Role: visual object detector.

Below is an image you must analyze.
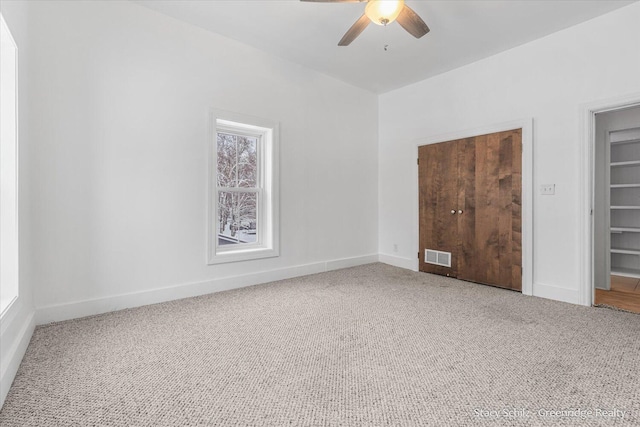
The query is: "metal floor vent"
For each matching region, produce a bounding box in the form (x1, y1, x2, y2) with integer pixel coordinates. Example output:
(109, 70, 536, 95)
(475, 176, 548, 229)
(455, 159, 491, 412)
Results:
(424, 249, 451, 267)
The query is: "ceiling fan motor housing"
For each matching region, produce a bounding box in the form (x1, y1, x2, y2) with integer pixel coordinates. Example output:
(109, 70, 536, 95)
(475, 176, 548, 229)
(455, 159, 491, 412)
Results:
(302, 0, 429, 46)
(365, 0, 405, 26)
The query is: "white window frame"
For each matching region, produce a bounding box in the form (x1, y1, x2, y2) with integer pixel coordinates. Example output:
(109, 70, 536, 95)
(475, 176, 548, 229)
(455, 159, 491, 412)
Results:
(208, 110, 279, 264)
(0, 14, 19, 316)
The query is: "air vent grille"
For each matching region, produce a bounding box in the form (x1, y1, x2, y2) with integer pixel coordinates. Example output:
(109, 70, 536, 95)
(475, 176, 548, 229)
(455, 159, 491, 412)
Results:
(424, 249, 452, 267)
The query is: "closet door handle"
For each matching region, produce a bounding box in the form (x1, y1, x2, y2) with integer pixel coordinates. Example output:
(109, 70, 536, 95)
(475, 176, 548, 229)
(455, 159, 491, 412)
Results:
(458, 210, 463, 214)
(451, 209, 456, 214)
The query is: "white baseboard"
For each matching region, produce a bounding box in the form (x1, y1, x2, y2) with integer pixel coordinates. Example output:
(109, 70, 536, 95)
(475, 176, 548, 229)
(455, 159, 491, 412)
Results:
(35, 254, 379, 325)
(1, 299, 35, 409)
(378, 253, 418, 271)
(378, 256, 585, 307)
(326, 254, 379, 271)
(532, 281, 583, 306)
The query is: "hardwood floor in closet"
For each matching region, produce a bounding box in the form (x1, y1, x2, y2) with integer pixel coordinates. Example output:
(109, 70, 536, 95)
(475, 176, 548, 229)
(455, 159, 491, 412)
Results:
(595, 275, 640, 313)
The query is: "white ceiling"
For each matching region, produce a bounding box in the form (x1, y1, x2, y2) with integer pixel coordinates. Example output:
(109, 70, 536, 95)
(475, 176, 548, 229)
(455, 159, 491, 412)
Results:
(134, 0, 636, 94)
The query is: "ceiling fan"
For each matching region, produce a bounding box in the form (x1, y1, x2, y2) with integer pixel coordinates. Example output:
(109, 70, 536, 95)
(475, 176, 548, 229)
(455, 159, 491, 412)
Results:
(301, 0, 430, 46)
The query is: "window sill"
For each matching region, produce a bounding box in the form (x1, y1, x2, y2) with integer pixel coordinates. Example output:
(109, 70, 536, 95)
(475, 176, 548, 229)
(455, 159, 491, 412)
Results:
(208, 247, 279, 265)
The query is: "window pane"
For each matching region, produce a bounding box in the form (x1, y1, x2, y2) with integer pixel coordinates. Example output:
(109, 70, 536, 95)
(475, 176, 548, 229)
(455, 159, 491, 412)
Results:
(217, 132, 237, 188)
(237, 192, 257, 242)
(237, 136, 257, 188)
(217, 191, 257, 246)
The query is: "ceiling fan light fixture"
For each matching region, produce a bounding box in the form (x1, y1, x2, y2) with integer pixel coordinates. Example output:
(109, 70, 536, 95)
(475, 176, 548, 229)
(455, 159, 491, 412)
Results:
(365, 0, 405, 26)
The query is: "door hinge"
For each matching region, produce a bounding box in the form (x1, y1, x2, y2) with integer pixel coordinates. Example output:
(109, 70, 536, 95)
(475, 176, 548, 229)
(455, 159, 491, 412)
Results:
(418, 252, 420, 259)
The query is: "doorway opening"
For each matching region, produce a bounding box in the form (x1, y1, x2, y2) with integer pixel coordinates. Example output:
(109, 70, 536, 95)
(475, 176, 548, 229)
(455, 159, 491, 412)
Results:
(593, 105, 640, 313)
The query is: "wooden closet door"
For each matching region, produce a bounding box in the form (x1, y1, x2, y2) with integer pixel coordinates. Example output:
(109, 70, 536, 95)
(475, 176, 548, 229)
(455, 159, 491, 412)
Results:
(457, 129, 522, 290)
(418, 140, 460, 277)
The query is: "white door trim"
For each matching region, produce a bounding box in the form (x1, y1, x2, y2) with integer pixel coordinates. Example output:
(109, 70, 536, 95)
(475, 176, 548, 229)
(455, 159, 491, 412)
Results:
(579, 93, 640, 307)
(412, 118, 534, 296)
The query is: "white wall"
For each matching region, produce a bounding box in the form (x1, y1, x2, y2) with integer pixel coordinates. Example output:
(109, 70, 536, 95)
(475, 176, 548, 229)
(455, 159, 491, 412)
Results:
(0, 0, 35, 409)
(378, 3, 640, 305)
(27, 0, 378, 323)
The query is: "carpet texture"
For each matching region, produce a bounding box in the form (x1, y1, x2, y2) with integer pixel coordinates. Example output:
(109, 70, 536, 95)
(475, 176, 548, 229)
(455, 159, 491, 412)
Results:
(1, 263, 639, 426)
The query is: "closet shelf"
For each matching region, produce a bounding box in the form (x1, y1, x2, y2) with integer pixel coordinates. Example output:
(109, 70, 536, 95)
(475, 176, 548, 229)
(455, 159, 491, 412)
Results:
(610, 183, 640, 188)
(611, 268, 640, 279)
(611, 248, 640, 255)
(611, 138, 640, 146)
(610, 160, 640, 167)
(609, 129, 640, 279)
(611, 227, 640, 233)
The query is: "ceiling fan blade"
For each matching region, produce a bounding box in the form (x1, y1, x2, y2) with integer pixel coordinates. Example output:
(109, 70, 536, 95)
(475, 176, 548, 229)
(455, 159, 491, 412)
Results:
(338, 14, 370, 46)
(396, 5, 430, 39)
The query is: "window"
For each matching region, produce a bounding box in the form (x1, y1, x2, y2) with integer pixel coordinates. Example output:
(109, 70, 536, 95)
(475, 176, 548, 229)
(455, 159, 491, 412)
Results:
(0, 14, 19, 315)
(208, 111, 279, 264)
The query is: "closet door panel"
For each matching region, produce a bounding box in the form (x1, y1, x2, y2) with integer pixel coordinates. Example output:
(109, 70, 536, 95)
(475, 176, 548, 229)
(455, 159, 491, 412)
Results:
(457, 137, 476, 280)
(498, 134, 515, 288)
(419, 140, 459, 277)
(459, 130, 522, 290)
(473, 133, 501, 285)
(510, 131, 523, 290)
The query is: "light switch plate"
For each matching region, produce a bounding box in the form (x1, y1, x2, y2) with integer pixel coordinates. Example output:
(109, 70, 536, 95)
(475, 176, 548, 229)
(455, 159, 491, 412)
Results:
(540, 184, 555, 195)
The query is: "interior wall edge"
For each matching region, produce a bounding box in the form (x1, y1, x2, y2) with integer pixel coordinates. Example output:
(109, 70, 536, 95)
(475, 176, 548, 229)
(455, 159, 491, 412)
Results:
(35, 254, 379, 326)
(0, 299, 35, 409)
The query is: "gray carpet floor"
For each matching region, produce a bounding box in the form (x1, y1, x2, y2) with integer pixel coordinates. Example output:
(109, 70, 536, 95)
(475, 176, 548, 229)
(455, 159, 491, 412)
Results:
(1, 263, 639, 426)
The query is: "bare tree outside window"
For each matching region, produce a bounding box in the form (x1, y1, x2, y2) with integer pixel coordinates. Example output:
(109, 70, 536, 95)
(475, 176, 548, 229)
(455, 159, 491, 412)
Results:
(217, 132, 258, 245)
(209, 113, 278, 264)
